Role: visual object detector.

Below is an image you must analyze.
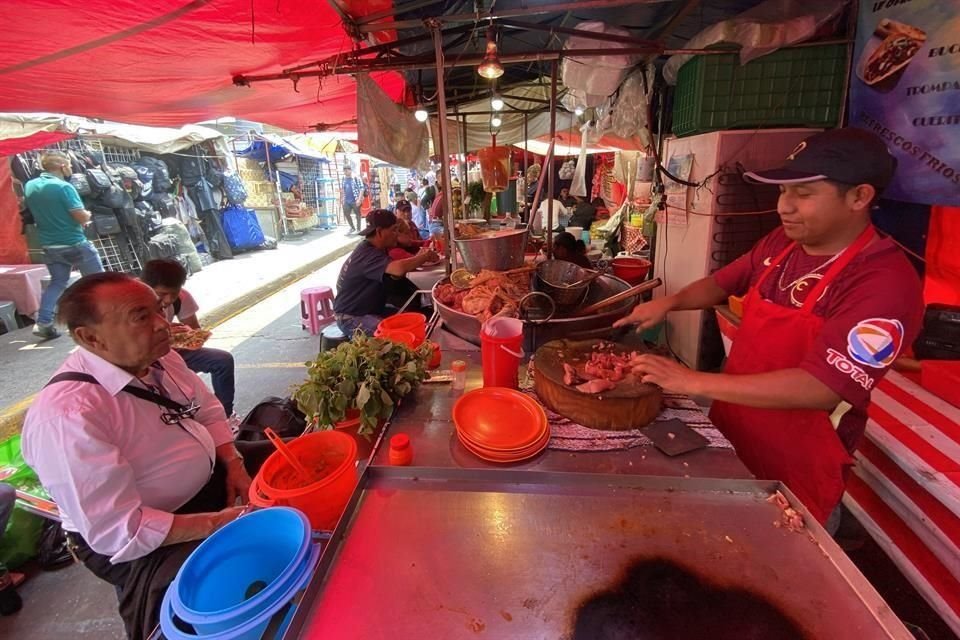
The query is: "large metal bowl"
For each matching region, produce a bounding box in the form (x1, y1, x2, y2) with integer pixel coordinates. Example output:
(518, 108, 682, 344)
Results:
(432, 274, 637, 352)
(454, 228, 528, 272)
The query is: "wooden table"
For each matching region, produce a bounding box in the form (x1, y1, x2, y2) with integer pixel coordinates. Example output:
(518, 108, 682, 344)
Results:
(0, 264, 48, 318)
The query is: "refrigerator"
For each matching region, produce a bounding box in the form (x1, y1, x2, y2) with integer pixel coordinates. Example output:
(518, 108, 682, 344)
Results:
(653, 129, 821, 371)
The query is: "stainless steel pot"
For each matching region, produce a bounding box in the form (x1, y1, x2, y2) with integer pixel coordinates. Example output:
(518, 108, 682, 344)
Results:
(431, 274, 637, 352)
(453, 228, 528, 272)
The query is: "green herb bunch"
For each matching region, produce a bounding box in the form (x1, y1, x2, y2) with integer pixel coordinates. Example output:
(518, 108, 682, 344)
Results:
(293, 331, 432, 437)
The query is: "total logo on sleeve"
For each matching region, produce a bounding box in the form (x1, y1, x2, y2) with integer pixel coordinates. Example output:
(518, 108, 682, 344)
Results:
(825, 318, 904, 391)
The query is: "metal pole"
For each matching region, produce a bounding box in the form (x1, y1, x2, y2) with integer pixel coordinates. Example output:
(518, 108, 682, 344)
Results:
(546, 62, 557, 258)
(523, 113, 528, 219)
(430, 21, 457, 273)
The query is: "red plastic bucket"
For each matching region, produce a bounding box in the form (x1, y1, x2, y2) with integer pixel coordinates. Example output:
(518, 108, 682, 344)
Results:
(376, 313, 427, 346)
(249, 431, 358, 530)
(611, 257, 651, 285)
(480, 317, 524, 389)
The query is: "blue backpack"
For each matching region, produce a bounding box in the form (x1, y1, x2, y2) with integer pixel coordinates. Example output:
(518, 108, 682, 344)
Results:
(223, 172, 248, 205)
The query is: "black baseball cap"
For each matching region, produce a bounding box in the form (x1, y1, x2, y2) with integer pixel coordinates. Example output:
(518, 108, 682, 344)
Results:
(743, 128, 897, 191)
(359, 209, 398, 237)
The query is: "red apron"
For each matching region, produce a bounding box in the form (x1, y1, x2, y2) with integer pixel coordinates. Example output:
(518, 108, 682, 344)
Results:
(709, 226, 876, 523)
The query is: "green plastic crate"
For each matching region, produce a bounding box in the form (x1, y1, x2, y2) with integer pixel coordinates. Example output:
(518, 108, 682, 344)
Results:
(672, 44, 847, 138)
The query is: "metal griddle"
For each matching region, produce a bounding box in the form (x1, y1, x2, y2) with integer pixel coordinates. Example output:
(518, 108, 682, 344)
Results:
(286, 468, 912, 639)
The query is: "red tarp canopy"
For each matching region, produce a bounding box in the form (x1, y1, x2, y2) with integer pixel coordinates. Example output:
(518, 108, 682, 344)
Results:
(0, 0, 404, 132)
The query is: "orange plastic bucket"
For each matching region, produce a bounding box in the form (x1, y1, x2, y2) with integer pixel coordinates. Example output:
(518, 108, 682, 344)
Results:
(376, 313, 427, 346)
(377, 329, 418, 348)
(249, 431, 358, 530)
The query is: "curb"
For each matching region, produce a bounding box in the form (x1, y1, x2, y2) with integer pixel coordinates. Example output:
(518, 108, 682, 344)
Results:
(0, 237, 360, 441)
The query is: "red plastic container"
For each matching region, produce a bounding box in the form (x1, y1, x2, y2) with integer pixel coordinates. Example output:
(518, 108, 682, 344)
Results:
(248, 430, 358, 530)
(377, 329, 418, 348)
(611, 257, 652, 285)
(388, 434, 414, 466)
(480, 317, 524, 389)
(376, 313, 427, 347)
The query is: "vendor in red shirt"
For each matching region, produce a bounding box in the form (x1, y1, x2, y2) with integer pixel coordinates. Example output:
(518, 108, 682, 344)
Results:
(615, 128, 923, 526)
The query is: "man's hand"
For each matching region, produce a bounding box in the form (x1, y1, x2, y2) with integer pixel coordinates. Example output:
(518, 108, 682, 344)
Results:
(224, 456, 251, 507)
(418, 248, 439, 263)
(612, 297, 674, 330)
(169, 323, 192, 335)
(631, 354, 704, 396)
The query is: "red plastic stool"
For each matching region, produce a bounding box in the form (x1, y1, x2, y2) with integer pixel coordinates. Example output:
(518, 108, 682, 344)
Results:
(300, 286, 335, 335)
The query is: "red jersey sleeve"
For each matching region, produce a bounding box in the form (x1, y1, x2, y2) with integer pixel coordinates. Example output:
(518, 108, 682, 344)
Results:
(712, 228, 790, 296)
(798, 246, 923, 409)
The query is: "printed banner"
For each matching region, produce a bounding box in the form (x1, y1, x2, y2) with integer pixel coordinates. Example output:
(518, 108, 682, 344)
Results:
(849, 0, 960, 206)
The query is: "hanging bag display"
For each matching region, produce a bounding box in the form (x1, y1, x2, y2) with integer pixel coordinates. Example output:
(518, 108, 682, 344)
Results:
(84, 168, 113, 196)
(69, 173, 92, 197)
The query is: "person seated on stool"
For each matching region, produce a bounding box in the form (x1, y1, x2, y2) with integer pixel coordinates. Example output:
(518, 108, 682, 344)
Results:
(140, 259, 237, 421)
(333, 209, 438, 336)
(21, 273, 278, 640)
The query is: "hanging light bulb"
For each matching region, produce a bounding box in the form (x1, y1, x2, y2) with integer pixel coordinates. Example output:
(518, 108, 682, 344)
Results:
(574, 106, 584, 116)
(414, 107, 429, 122)
(477, 27, 504, 79)
(491, 93, 504, 111)
(491, 115, 503, 128)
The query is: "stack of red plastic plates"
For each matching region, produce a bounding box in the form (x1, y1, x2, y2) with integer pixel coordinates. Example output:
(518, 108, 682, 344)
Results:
(452, 387, 549, 463)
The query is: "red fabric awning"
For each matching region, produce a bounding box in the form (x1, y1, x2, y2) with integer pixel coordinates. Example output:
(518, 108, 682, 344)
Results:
(0, 1, 404, 133)
(0, 131, 75, 157)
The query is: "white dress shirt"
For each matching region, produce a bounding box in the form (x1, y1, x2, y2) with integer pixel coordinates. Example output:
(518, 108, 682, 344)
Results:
(22, 348, 233, 564)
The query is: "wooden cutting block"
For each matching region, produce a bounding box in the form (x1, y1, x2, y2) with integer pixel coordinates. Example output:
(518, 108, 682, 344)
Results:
(533, 338, 662, 431)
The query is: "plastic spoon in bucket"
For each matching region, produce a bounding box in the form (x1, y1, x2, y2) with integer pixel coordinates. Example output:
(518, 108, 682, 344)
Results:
(263, 428, 311, 484)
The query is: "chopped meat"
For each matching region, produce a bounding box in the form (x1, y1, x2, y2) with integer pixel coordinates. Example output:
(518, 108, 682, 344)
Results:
(575, 379, 617, 394)
(563, 363, 584, 386)
(767, 490, 805, 533)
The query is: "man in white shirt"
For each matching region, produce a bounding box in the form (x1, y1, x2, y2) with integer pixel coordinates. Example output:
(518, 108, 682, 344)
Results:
(141, 259, 237, 419)
(21, 272, 254, 640)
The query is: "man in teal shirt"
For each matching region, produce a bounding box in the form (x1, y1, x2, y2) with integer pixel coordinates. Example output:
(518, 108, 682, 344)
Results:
(24, 152, 103, 339)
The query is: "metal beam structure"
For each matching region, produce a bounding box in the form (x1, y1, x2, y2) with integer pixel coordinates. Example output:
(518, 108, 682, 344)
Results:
(353, 0, 447, 26)
(430, 20, 457, 274)
(546, 61, 557, 258)
(234, 45, 661, 85)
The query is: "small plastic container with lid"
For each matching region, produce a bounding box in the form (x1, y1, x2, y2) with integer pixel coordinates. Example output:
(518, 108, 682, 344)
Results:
(451, 360, 468, 391)
(388, 433, 413, 466)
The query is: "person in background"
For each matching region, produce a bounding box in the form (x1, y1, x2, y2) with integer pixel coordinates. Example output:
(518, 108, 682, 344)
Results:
(341, 165, 364, 234)
(616, 128, 924, 528)
(394, 200, 426, 244)
(388, 219, 424, 261)
(24, 151, 104, 340)
(22, 273, 260, 639)
(418, 177, 436, 211)
(559, 186, 577, 208)
(0, 483, 24, 616)
(429, 179, 445, 221)
(141, 259, 237, 422)
(568, 196, 598, 230)
(403, 189, 428, 232)
(551, 232, 592, 269)
(534, 197, 569, 235)
(333, 210, 438, 335)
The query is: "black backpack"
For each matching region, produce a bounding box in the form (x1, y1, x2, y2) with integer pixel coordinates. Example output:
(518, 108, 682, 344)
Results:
(235, 396, 307, 442)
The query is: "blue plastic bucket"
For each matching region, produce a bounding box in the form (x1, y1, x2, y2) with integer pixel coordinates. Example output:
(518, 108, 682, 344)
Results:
(169, 507, 313, 635)
(160, 542, 320, 640)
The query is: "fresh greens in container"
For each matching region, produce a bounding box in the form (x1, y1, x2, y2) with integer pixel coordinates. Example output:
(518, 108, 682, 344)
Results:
(293, 331, 431, 437)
